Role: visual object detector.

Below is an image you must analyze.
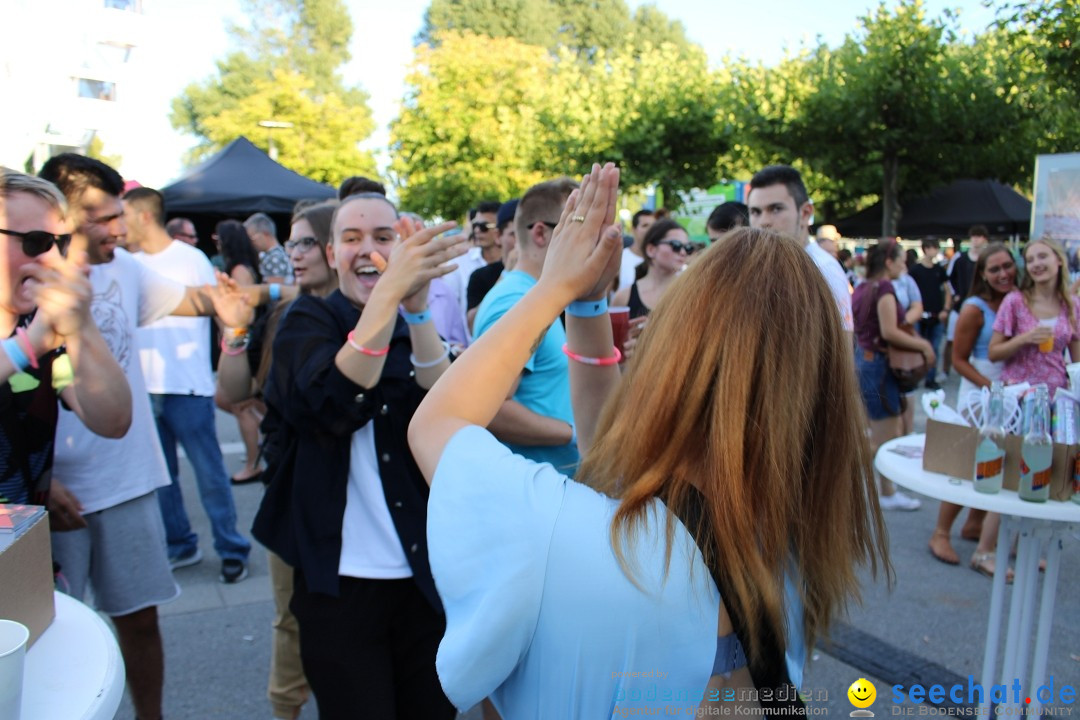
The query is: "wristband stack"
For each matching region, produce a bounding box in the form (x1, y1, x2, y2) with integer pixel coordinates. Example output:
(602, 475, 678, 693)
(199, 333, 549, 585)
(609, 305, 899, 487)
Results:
(220, 326, 250, 356)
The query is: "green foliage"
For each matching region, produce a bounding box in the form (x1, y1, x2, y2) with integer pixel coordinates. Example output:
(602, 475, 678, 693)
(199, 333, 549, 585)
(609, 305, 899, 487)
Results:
(416, 0, 689, 56)
(730, 0, 1059, 235)
(389, 31, 721, 217)
(996, 0, 1080, 95)
(85, 134, 123, 171)
(170, 0, 375, 185)
(390, 32, 553, 218)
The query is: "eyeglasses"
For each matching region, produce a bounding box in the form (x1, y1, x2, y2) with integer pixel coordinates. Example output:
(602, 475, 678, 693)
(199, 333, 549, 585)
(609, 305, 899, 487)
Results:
(526, 221, 558, 231)
(659, 240, 697, 255)
(173, 232, 197, 240)
(0, 228, 72, 257)
(472, 221, 497, 234)
(285, 236, 320, 252)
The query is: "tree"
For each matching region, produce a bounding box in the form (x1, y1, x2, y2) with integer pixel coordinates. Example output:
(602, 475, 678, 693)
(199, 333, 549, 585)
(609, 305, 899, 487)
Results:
(416, 0, 689, 56)
(390, 30, 725, 217)
(170, 0, 376, 184)
(389, 32, 553, 218)
(541, 43, 727, 207)
(732, 0, 1031, 235)
(996, 0, 1080, 96)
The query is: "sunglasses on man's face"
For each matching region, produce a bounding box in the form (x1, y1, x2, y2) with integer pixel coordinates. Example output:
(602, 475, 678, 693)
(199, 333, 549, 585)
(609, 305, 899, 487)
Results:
(659, 239, 696, 255)
(472, 221, 497, 234)
(285, 236, 320, 252)
(0, 228, 72, 257)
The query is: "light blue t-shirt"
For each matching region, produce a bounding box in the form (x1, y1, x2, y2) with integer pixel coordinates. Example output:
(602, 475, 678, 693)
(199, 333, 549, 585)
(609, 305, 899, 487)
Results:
(428, 426, 806, 717)
(472, 270, 578, 471)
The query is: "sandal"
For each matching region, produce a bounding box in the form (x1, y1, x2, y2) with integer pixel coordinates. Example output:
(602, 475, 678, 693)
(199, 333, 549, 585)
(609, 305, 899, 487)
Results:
(970, 552, 1014, 584)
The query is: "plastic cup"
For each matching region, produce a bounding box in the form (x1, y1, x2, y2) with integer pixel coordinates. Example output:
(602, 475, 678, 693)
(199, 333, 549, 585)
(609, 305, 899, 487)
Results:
(0, 620, 29, 720)
(610, 306, 630, 357)
(1038, 318, 1057, 353)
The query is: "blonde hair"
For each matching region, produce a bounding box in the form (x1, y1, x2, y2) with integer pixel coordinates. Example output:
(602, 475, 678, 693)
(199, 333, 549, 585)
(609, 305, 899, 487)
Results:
(579, 227, 890, 674)
(1, 169, 68, 218)
(1021, 237, 1075, 331)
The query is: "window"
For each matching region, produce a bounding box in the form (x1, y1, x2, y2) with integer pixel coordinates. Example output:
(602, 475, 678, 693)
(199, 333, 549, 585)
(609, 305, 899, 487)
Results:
(104, 0, 140, 10)
(78, 79, 117, 101)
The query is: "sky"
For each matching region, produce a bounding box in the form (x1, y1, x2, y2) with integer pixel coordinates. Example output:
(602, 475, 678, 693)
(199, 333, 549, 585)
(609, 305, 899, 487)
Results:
(128, 0, 1001, 187)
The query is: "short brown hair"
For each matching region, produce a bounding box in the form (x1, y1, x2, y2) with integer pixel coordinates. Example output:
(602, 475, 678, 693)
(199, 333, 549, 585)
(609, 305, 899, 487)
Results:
(515, 177, 578, 247)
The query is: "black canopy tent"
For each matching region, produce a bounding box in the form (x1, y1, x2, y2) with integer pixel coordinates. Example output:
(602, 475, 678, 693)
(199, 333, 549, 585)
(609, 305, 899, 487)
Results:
(830, 179, 1032, 239)
(160, 136, 337, 251)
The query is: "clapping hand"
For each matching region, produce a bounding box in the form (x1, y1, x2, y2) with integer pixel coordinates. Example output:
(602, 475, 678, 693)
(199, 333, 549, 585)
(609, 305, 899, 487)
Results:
(541, 162, 622, 302)
(206, 271, 256, 329)
(26, 251, 94, 349)
(373, 218, 468, 312)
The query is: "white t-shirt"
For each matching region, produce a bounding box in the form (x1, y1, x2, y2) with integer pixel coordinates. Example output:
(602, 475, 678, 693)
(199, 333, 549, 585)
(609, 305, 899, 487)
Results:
(617, 247, 644, 293)
(442, 246, 487, 342)
(135, 241, 216, 396)
(807, 241, 854, 332)
(52, 249, 186, 514)
(337, 421, 412, 579)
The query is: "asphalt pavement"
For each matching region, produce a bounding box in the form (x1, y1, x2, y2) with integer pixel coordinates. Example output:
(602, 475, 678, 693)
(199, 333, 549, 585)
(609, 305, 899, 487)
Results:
(109, 370, 1080, 719)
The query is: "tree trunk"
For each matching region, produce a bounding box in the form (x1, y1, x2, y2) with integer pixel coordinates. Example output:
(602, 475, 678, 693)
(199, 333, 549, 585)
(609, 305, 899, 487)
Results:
(881, 152, 900, 239)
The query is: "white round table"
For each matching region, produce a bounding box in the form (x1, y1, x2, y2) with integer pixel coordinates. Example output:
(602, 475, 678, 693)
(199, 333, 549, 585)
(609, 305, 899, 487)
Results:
(22, 591, 125, 720)
(877, 434, 1080, 716)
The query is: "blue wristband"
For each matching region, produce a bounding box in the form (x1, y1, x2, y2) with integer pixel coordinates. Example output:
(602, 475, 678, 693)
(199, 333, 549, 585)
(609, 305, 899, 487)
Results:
(567, 298, 608, 317)
(401, 308, 432, 325)
(269, 283, 282, 302)
(2, 338, 30, 372)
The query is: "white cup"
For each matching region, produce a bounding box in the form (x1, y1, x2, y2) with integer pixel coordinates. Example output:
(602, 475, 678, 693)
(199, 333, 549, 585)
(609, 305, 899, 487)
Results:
(0, 619, 29, 720)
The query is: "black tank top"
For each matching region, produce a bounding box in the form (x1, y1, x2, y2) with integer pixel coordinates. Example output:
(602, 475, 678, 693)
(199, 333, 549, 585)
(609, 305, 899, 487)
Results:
(628, 282, 650, 320)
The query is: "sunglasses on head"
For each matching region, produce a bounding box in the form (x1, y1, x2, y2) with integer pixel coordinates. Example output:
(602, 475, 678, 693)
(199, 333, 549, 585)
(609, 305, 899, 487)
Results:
(285, 236, 320, 252)
(659, 239, 696, 255)
(0, 228, 71, 257)
(472, 221, 497, 234)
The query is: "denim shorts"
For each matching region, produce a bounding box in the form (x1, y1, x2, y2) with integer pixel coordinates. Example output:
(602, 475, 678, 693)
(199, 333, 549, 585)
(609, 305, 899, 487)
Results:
(854, 348, 902, 420)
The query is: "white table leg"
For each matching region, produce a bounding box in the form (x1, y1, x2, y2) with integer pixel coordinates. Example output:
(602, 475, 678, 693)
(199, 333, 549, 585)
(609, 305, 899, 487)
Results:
(1011, 529, 1044, 698)
(981, 515, 1014, 716)
(1001, 518, 1035, 710)
(1028, 527, 1065, 716)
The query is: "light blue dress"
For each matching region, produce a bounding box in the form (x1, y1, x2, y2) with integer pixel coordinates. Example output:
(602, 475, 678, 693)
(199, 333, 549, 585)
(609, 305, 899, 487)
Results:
(427, 426, 806, 717)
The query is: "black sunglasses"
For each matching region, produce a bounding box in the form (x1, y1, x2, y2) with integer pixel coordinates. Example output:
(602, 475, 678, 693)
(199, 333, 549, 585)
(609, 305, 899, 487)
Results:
(472, 221, 497, 234)
(659, 239, 696, 255)
(0, 228, 71, 257)
(526, 221, 558, 231)
(285, 236, 320, 252)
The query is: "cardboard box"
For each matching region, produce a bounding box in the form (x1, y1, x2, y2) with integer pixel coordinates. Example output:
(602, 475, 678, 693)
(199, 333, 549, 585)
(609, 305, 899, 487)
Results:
(0, 506, 55, 647)
(923, 418, 1074, 501)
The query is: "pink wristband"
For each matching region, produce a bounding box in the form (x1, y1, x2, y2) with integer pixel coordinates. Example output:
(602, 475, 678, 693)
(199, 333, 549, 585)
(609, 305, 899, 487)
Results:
(562, 343, 622, 367)
(347, 331, 390, 357)
(220, 339, 247, 356)
(14, 328, 39, 369)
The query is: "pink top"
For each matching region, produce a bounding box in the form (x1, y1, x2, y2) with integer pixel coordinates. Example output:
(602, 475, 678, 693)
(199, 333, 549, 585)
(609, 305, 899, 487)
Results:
(992, 290, 1080, 395)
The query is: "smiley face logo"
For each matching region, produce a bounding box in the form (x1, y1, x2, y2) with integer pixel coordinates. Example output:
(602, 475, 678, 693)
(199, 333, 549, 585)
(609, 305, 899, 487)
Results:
(848, 678, 877, 709)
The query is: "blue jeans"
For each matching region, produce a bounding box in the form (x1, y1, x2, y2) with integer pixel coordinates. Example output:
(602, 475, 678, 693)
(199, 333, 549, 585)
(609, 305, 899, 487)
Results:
(917, 318, 945, 383)
(152, 394, 251, 561)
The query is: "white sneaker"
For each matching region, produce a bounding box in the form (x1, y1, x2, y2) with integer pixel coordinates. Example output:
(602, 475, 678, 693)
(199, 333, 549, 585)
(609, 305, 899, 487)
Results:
(879, 491, 921, 511)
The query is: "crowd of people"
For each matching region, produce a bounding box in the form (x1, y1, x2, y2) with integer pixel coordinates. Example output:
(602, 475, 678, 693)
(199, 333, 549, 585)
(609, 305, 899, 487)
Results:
(0, 150, 1057, 719)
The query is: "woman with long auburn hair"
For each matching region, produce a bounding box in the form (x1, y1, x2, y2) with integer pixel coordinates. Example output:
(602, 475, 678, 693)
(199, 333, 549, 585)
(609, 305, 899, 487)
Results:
(408, 163, 890, 717)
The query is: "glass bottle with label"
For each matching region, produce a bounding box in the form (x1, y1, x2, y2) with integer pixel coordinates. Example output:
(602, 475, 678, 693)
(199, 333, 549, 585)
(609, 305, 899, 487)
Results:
(1019, 385, 1052, 503)
(974, 381, 1006, 494)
